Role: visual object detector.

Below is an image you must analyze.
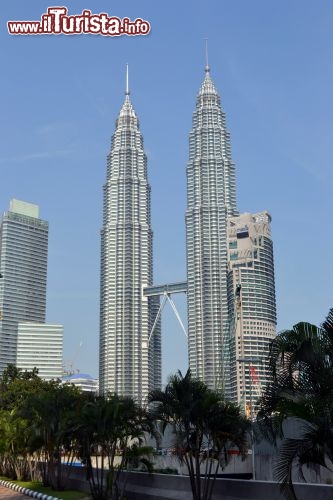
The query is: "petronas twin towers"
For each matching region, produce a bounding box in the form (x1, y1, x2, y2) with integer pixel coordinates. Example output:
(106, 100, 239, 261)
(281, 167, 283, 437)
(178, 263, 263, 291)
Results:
(99, 61, 276, 406)
(99, 75, 160, 403)
(186, 64, 238, 389)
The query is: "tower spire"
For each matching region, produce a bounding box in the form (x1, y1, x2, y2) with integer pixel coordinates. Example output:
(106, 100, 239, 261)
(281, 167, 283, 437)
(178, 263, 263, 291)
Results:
(205, 39, 210, 74)
(125, 63, 130, 96)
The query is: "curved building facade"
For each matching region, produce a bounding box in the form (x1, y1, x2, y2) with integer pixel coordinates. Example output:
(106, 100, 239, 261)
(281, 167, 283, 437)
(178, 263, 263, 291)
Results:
(227, 211, 276, 412)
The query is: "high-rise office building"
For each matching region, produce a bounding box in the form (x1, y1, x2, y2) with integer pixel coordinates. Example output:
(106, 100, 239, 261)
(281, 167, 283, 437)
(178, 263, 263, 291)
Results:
(99, 74, 160, 405)
(16, 322, 63, 380)
(0, 199, 48, 372)
(227, 212, 276, 412)
(185, 63, 238, 389)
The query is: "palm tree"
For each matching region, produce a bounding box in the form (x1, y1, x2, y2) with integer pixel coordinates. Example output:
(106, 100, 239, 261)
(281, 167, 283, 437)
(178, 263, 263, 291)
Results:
(76, 394, 153, 500)
(257, 308, 333, 499)
(149, 369, 249, 500)
(0, 409, 31, 480)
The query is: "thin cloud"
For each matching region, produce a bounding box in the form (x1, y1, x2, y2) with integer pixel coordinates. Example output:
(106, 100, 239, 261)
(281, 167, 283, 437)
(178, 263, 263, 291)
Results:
(36, 122, 63, 136)
(289, 155, 331, 185)
(0, 149, 75, 164)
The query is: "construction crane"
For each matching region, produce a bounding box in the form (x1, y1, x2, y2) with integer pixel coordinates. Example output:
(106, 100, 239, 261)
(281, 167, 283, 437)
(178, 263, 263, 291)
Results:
(63, 341, 83, 376)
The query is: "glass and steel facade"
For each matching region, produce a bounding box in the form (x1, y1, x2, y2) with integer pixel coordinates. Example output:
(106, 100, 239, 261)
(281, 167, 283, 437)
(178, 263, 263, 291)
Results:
(0, 200, 48, 373)
(185, 67, 238, 389)
(99, 90, 160, 405)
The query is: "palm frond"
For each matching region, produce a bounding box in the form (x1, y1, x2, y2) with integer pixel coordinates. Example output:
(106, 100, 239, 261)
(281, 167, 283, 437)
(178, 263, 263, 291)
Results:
(257, 307, 333, 496)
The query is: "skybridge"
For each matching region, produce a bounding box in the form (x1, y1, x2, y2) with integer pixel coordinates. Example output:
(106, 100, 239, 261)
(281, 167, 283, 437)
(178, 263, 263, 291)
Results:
(143, 281, 188, 343)
(143, 281, 187, 297)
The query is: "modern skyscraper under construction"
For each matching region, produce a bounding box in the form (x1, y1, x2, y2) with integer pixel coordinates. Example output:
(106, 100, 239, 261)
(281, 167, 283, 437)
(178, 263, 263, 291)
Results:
(227, 211, 276, 413)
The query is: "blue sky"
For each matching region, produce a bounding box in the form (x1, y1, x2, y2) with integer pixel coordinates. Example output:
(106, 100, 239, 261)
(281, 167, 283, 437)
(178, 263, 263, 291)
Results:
(1, 1, 332, 381)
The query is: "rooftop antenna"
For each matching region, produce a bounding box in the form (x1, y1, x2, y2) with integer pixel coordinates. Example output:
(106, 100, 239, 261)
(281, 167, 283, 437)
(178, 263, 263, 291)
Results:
(125, 63, 130, 96)
(205, 38, 210, 73)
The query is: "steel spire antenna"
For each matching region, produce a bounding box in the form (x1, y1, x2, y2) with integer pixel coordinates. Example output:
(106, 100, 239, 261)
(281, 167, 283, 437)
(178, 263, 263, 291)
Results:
(205, 38, 210, 73)
(125, 63, 130, 96)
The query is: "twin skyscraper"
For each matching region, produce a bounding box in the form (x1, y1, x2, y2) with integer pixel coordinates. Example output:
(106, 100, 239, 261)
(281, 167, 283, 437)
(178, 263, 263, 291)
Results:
(99, 62, 276, 411)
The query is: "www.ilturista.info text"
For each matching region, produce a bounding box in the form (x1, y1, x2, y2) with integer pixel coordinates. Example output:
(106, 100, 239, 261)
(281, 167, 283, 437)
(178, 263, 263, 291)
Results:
(7, 7, 151, 36)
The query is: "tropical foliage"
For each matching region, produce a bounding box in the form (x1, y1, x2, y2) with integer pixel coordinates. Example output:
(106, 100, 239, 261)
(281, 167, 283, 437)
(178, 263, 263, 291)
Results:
(19, 380, 84, 490)
(3, 308, 333, 500)
(257, 308, 333, 499)
(0, 365, 47, 481)
(149, 369, 250, 500)
(75, 394, 154, 500)
(0, 366, 155, 499)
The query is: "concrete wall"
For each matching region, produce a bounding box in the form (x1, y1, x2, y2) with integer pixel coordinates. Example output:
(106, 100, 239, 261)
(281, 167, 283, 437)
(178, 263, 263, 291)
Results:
(151, 453, 252, 476)
(253, 419, 333, 484)
(123, 473, 333, 500)
(63, 467, 333, 500)
(146, 419, 333, 484)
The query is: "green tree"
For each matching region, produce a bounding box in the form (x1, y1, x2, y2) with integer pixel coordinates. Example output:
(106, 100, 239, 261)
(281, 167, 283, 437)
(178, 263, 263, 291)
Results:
(0, 365, 44, 411)
(0, 365, 47, 480)
(20, 380, 84, 490)
(149, 369, 249, 500)
(0, 409, 31, 479)
(257, 308, 333, 499)
(76, 394, 153, 500)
